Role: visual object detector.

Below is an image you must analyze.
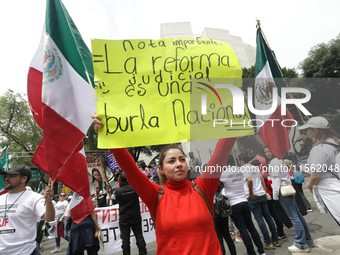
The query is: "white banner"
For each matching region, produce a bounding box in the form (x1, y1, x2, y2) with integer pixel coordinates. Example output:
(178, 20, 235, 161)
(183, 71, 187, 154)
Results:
(94, 200, 156, 254)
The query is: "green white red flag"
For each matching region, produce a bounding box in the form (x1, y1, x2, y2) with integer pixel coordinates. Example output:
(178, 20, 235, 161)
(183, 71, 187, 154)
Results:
(27, 0, 96, 198)
(254, 24, 294, 159)
(66, 192, 94, 224)
(0, 143, 9, 195)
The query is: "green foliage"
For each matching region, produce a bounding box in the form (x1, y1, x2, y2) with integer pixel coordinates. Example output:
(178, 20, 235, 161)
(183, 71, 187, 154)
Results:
(299, 34, 340, 78)
(0, 89, 42, 166)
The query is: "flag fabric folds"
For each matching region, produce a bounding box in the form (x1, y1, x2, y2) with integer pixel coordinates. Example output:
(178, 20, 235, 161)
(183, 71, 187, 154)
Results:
(67, 192, 94, 224)
(37, 182, 44, 194)
(47, 220, 64, 238)
(28, 0, 96, 198)
(0, 143, 10, 195)
(254, 24, 294, 159)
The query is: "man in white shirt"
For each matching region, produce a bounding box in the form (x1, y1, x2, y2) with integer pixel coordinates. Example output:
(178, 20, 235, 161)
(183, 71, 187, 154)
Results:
(239, 155, 280, 250)
(0, 164, 54, 255)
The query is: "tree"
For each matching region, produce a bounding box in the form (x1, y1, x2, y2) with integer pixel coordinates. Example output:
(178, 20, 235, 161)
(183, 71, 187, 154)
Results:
(0, 90, 42, 165)
(299, 34, 340, 78)
(293, 34, 340, 134)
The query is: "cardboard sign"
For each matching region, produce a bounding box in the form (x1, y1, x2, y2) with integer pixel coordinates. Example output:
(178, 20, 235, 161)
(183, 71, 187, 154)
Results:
(92, 38, 253, 148)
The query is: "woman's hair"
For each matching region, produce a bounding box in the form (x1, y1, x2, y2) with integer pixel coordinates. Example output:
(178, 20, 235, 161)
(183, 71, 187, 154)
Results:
(158, 144, 186, 186)
(313, 128, 340, 146)
(92, 168, 101, 183)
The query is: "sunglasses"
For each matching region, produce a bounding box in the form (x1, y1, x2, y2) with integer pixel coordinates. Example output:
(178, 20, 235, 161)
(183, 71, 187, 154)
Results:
(60, 195, 66, 197)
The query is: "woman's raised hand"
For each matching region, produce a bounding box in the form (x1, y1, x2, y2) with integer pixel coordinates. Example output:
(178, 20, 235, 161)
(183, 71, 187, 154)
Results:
(92, 113, 103, 133)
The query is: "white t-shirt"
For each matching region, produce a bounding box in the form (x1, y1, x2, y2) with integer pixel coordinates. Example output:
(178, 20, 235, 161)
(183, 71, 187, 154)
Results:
(308, 138, 339, 179)
(54, 200, 68, 215)
(0, 190, 45, 254)
(220, 167, 247, 206)
(242, 164, 265, 197)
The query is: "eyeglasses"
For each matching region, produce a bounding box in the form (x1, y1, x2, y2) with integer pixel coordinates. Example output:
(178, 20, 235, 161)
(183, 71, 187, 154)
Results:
(60, 195, 66, 197)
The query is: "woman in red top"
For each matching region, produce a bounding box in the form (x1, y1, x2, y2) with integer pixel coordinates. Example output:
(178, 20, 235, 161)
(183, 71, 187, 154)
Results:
(93, 114, 236, 255)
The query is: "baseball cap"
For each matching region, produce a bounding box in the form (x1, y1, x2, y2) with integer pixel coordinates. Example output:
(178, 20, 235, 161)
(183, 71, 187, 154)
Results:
(0, 164, 32, 179)
(298, 116, 330, 130)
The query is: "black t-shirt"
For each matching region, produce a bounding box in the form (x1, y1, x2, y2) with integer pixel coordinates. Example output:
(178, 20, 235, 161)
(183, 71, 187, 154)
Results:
(97, 194, 107, 207)
(115, 183, 141, 223)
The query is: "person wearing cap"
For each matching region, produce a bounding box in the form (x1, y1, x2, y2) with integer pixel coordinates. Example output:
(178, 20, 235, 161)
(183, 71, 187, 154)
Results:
(115, 172, 147, 255)
(0, 164, 55, 255)
(298, 116, 340, 226)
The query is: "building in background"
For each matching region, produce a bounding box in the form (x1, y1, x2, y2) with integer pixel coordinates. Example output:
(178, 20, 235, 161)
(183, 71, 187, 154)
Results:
(160, 22, 302, 165)
(160, 22, 256, 68)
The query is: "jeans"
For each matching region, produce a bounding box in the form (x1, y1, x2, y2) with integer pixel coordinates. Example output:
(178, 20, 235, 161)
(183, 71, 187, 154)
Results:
(119, 220, 147, 255)
(248, 194, 278, 244)
(213, 214, 236, 255)
(230, 202, 264, 255)
(279, 193, 312, 246)
(55, 213, 70, 247)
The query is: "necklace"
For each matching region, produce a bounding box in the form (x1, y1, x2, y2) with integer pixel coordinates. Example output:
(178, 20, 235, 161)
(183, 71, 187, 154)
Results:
(4, 190, 26, 219)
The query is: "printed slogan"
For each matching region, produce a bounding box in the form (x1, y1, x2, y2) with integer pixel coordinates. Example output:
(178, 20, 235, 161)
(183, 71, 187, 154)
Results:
(92, 38, 253, 148)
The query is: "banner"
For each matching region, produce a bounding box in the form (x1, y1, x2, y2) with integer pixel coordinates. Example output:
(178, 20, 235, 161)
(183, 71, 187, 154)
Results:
(94, 200, 156, 254)
(92, 38, 253, 149)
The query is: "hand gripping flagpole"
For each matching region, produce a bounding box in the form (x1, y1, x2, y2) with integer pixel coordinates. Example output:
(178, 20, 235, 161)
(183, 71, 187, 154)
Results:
(255, 18, 308, 123)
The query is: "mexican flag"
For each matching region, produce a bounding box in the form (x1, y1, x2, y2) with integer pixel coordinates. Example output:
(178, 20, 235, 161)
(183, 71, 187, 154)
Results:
(28, 0, 96, 198)
(0, 143, 10, 195)
(254, 25, 294, 159)
(67, 192, 94, 224)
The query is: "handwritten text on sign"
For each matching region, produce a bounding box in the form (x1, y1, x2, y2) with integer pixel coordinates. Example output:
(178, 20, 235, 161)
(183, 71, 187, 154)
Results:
(92, 38, 253, 148)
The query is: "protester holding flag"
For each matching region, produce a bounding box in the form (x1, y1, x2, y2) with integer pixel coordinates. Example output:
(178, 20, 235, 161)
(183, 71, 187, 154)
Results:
(265, 147, 314, 253)
(93, 114, 236, 255)
(64, 193, 99, 255)
(0, 165, 54, 254)
(298, 116, 340, 226)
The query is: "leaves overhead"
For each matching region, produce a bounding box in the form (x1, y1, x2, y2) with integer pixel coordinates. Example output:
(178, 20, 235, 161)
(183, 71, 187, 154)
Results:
(0, 89, 42, 165)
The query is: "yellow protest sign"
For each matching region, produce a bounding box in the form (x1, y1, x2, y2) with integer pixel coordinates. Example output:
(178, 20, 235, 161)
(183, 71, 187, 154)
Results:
(92, 38, 254, 148)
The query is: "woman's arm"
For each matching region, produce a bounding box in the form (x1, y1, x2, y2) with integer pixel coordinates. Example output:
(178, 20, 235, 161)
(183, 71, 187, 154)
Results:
(92, 113, 159, 215)
(195, 137, 236, 209)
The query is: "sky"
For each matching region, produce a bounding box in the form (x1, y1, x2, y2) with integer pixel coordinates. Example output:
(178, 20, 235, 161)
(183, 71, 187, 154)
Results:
(1, 0, 340, 97)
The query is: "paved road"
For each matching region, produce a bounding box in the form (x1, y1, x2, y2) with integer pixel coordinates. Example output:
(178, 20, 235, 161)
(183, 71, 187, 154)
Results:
(41, 176, 340, 255)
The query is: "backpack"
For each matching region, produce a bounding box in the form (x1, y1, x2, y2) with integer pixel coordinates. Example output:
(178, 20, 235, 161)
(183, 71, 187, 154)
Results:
(324, 142, 340, 180)
(293, 170, 305, 184)
(214, 193, 232, 217)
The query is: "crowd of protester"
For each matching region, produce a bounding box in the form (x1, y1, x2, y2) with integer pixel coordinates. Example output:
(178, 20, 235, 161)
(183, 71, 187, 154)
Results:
(1, 116, 339, 254)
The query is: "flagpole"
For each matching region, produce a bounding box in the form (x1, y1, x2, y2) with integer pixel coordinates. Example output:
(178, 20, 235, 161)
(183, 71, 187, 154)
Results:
(256, 19, 308, 122)
(44, 178, 52, 206)
(85, 70, 97, 102)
